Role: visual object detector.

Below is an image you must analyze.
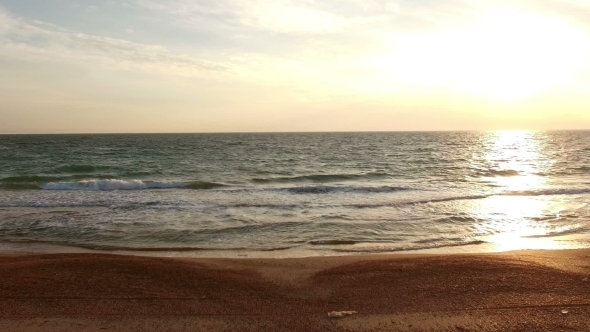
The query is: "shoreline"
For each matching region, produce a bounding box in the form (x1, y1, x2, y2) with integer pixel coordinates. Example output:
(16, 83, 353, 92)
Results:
(2, 237, 587, 259)
(2, 249, 590, 331)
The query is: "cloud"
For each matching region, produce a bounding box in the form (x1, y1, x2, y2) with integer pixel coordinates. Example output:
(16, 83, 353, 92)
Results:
(134, 0, 243, 30)
(245, 1, 350, 34)
(135, 0, 403, 35)
(0, 7, 226, 79)
(0, 7, 13, 33)
(128, 0, 483, 67)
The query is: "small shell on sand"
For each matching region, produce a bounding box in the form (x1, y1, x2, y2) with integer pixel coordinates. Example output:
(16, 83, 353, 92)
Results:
(328, 311, 358, 318)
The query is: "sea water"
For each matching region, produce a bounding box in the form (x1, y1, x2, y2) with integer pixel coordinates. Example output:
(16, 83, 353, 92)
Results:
(1, 131, 589, 257)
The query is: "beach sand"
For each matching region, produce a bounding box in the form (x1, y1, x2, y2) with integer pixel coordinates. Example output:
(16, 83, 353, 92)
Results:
(1, 250, 590, 331)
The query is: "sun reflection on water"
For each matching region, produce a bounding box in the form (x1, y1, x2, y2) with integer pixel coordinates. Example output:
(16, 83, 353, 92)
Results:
(472, 131, 574, 251)
(483, 130, 546, 191)
(474, 196, 570, 251)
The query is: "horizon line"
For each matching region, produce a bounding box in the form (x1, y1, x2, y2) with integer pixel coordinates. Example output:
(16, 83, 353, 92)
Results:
(1, 129, 589, 135)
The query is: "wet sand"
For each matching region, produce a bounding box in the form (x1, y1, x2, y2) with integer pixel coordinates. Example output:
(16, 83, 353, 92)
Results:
(1, 249, 590, 331)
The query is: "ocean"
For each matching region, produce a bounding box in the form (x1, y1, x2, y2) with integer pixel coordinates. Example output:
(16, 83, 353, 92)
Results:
(1, 131, 589, 257)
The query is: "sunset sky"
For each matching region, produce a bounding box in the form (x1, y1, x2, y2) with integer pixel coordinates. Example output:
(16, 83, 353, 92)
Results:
(1, 0, 590, 133)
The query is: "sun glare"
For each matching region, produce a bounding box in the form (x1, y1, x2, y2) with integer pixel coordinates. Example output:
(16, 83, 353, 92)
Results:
(483, 130, 546, 191)
(474, 196, 571, 251)
(471, 131, 575, 251)
(373, 9, 590, 100)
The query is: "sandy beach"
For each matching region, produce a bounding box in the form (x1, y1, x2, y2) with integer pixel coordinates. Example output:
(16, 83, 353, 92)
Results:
(1, 250, 590, 331)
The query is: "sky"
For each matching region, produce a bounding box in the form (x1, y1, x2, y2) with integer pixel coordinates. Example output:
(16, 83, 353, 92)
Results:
(1, 0, 590, 133)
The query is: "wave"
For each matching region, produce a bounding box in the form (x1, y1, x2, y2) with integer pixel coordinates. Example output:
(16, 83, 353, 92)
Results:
(0, 172, 168, 188)
(0, 239, 294, 252)
(345, 194, 491, 209)
(50, 164, 113, 174)
(185, 181, 226, 190)
(1, 176, 410, 195)
(0, 201, 182, 208)
(502, 188, 590, 197)
(0, 237, 486, 254)
(0, 182, 43, 190)
(68, 243, 248, 252)
(0, 175, 62, 189)
(286, 185, 411, 194)
(0, 202, 107, 208)
(331, 240, 487, 253)
(44, 179, 155, 190)
(1, 175, 62, 183)
(403, 187, 590, 206)
(521, 227, 587, 239)
(487, 169, 520, 177)
(0, 201, 293, 209)
(252, 172, 390, 184)
(309, 240, 358, 245)
(42, 180, 226, 191)
(351, 187, 590, 207)
(0, 173, 227, 191)
(412, 194, 490, 204)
